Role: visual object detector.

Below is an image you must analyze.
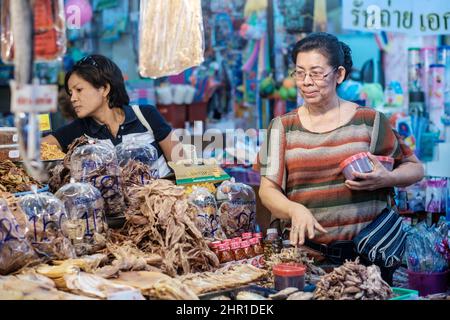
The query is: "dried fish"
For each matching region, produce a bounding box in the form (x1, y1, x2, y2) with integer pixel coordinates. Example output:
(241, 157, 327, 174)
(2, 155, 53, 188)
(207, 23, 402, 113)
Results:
(0, 160, 43, 193)
(313, 258, 393, 300)
(110, 180, 219, 276)
(236, 291, 267, 300)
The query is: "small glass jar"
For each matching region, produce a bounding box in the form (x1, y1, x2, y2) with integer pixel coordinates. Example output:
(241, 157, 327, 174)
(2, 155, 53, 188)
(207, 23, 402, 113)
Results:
(218, 244, 234, 264)
(209, 241, 222, 256)
(250, 237, 264, 255)
(241, 240, 256, 260)
(231, 241, 246, 262)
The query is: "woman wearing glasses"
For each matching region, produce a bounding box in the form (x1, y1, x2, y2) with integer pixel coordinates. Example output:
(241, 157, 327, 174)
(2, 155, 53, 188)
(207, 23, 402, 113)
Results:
(258, 33, 423, 283)
(43, 54, 179, 177)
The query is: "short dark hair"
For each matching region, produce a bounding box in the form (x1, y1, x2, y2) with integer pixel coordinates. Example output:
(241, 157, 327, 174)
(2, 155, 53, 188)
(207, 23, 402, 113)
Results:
(291, 32, 353, 82)
(64, 54, 130, 108)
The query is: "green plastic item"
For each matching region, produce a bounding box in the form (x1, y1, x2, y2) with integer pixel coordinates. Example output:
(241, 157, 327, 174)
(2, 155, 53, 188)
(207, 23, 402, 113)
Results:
(389, 287, 419, 300)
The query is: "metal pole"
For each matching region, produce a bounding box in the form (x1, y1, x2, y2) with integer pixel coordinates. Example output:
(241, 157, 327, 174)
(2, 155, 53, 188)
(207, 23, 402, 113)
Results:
(267, 0, 275, 121)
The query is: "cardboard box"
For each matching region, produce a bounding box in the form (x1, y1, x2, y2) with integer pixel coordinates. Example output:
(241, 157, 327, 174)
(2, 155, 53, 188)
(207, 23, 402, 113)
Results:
(0, 127, 18, 145)
(168, 161, 230, 185)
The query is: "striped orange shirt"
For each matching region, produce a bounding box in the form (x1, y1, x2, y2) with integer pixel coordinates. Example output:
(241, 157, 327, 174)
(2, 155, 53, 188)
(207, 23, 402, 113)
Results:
(259, 107, 413, 244)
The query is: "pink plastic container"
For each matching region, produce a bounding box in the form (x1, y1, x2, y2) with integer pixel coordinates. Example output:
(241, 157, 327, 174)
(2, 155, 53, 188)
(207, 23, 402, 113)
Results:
(407, 270, 449, 296)
(376, 156, 394, 171)
(339, 152, 374, 180)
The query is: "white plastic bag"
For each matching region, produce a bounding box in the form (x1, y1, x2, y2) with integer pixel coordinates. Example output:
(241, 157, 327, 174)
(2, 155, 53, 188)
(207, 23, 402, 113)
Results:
(139, 0, 204, 78)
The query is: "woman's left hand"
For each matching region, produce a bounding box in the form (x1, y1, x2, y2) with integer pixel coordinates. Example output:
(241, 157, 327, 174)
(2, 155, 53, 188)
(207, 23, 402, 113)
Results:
(345, 153, 394, 191)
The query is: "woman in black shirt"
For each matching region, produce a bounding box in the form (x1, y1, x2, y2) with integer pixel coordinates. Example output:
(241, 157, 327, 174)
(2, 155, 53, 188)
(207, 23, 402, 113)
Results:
(43, 54, 181, 177)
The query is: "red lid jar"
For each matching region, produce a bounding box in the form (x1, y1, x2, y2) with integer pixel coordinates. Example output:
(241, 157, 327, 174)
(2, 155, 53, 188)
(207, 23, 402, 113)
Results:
(339, 152, 373, 180)
(272, 263, 306, 291)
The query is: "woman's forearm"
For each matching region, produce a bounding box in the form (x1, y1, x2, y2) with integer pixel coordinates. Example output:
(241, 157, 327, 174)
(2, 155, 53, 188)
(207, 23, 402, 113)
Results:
(390, 161, 424, 188)
(259, 183, 307, 220)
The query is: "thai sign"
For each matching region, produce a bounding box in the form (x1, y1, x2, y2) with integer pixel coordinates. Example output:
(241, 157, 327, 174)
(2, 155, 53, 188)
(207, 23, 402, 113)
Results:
(343, 0, 450, 35)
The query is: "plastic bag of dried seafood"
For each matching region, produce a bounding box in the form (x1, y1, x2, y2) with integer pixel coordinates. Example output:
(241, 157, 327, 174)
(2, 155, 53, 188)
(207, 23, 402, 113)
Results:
(216, 179, 257, 238)
(17, 190, 76, 260)
(0, 197, 40, 275)
(188, 187, 226, 240)
(115, 136, 159, 187)
(139, 0, 204, 78)
(70, 141, 126, 220)
(55, 180, 107, 256)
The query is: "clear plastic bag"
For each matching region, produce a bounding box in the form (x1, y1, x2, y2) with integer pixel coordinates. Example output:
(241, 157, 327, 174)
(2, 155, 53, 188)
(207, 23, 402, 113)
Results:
(216, 180, 256, 238)
(0, 198, 39, 275)
(188, 187, 225, 240)
(139, 0, 204, 78)
(55, 181, 107, 256)
(1, 0, 67, 63)
(70, 141, 125, 218)
(17, 191, 76, 260)
(115, 136, 159, 188)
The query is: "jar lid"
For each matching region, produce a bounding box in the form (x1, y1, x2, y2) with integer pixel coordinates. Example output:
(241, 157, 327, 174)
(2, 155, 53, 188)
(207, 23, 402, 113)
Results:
(249, 238, 259, 245)
(222, 239, 232, 244)
(231, 242, 241, 250)
(240, 240, 250, 248)
(218, 244, 230, 251)
(376, 155, 394, 164)
(266, 228, 278, 235)
(282, 239, 292, 246)
(273, 263, 306, 277)
(242, 232, 253, 239)
(339, 152, 371, 171)
(231, 237, 242, 243)
(209, 241, 222, 249)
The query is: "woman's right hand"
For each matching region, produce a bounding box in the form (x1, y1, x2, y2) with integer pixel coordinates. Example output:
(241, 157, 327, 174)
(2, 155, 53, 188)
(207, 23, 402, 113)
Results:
(288, 203, 327, 246)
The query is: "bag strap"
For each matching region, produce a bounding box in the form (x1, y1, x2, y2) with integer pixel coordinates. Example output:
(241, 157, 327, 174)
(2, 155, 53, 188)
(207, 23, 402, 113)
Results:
(131, 105, 154, 134)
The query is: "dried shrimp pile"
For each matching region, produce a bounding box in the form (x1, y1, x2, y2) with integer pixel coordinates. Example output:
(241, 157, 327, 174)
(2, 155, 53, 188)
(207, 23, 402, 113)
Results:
(314, 258, 393, 300)
(110, 179, 219, 276)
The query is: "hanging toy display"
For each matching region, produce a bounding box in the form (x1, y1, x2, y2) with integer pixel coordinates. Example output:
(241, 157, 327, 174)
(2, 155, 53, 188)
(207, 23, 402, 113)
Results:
(64, 0, 93, 28)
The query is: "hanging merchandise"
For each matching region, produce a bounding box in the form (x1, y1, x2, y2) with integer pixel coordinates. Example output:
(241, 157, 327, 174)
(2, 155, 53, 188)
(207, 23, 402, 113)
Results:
(64, 0, 93, 28)
(211, 13, 234, 49)
(420, 47, 436, 109)
(437, 46, 450, 120)
(1, 0, 67, 62)
(425, 179, 448, 214)
(93, 0, 119, 11)
(396, 116, 416, 152)
(101, 0, 129, 42)
(407, 48, 422, 93)
(278, 0, 314, 34)
(428, 64, 446, 141)
(139, 0, 204, 78)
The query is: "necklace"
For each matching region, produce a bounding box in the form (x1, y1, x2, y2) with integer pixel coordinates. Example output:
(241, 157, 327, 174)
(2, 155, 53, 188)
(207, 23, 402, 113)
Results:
(306, 98, 341, 130)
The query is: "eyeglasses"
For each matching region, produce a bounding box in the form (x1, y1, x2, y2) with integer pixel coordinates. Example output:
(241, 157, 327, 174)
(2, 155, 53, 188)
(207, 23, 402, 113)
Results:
(76, 55, 98, 68)
(290, 67, 337, 82)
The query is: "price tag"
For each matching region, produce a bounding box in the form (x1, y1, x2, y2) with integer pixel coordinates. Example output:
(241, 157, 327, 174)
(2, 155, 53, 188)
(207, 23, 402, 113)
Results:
(38, 114, 52, 132)
(10, 81, 58, 113)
